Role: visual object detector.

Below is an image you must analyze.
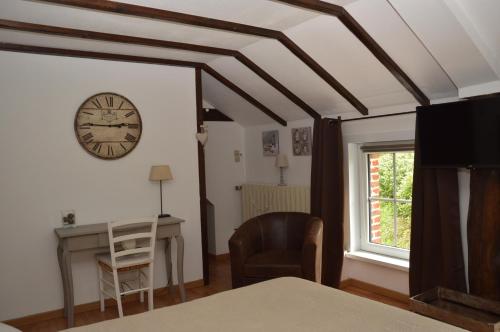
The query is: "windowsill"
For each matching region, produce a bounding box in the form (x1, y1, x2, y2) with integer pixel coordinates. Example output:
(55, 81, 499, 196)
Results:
(345, 250, 409, 272)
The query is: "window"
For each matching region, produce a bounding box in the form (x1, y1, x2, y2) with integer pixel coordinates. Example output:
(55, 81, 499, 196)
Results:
(357, 142, 414, 259)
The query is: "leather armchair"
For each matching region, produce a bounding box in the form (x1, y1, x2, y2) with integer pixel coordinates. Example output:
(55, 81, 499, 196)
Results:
(229, 212, 323, 288)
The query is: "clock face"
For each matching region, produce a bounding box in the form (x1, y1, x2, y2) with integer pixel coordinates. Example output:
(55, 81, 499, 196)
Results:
(74, 93, 142, 160)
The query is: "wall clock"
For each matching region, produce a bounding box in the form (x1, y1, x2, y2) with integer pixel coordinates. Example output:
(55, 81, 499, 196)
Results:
(74, 92, 142, 160)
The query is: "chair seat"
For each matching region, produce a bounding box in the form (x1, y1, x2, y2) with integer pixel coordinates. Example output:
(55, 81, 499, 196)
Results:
(96, 253, 152, 272)
(244, 250, 302, 278)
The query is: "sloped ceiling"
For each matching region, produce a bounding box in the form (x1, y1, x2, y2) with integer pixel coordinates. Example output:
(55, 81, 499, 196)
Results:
(0, 0, 499, 126)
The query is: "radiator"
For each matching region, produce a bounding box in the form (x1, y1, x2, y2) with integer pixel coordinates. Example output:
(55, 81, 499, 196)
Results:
(241, 183, 310, 221)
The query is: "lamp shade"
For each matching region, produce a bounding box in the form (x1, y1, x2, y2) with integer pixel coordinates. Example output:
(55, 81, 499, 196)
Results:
(275, 154, 289, 168)
(149, 165, 173, 181)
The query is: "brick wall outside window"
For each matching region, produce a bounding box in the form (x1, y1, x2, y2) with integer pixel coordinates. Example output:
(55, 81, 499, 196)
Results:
(369, 154, 381, 244)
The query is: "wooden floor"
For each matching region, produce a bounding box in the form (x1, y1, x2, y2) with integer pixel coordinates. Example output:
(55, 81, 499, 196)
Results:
(9, 257, 408, 331)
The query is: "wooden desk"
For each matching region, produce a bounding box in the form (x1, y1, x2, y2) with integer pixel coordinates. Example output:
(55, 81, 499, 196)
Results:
(55, 217, 186, 328)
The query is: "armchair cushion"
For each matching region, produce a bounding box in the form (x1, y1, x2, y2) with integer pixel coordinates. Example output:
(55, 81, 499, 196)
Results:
(244, 250, 302, 278)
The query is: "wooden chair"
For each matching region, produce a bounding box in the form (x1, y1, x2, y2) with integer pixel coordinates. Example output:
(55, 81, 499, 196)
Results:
(96, 216, 158, 317)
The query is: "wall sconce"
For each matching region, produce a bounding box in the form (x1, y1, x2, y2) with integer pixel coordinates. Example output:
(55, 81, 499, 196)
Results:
(275, 154, 289, 186)
(196, 124, 208, 146)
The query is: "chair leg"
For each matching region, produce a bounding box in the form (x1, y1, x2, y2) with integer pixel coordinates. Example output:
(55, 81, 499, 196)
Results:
(148, 265, 154, 311)
(139, 270, 144, 303)
(112, 270, 124, 318)
(97, 263, 105, 312)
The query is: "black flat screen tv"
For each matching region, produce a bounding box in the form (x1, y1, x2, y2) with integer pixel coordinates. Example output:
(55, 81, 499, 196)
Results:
(417, 95, 500, 168)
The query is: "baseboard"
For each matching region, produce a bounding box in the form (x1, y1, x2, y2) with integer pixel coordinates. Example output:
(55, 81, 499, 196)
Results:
(208, 253, 230, 262)
(4, 279, 204, 328)
(340, 278, 409, 304)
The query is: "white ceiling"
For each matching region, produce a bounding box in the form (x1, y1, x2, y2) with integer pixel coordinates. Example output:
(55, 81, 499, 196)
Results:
(0, 0, 499, 126)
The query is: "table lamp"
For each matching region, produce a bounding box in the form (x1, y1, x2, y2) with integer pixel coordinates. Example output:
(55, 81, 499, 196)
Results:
(149, 165, 173, 218)
(275, 154, 289, 186)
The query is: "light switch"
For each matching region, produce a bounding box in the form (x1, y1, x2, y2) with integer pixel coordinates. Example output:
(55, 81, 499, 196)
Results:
(234, 150, 242, 162)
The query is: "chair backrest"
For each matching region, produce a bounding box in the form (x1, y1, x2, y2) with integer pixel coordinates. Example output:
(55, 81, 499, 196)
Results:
(107, 216, 158, 269)
(256, 212, 311, 251)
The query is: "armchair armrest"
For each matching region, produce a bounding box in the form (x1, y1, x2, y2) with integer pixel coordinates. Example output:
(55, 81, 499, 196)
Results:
(229, 219, 262, 288)
(301, 217, 323, 282)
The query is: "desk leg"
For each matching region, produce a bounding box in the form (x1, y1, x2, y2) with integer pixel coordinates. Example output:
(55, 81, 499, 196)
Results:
(165, 238, 173, 294)
(57, 245, 68, 318)
(175, 235, 186, 302)
(62, 246, 75, 327)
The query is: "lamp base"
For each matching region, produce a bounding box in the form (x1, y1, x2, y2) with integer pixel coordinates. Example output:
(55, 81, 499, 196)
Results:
(158, 213, 171, 218)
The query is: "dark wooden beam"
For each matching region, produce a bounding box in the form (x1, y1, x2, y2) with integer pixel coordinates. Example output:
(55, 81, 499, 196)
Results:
(0, 42, 286, 125)
(41, 0, 281, 38)
(39, 0, 367, 114)
(272, 0, 431, 106)
(195, 67, 209, 286)
(277, 33, 368, 115)
(0, 19, 321, 119)
(0, 19, 235, 56)
(339, 13, 430, 106)
(203, 108, 234, 122)
(0, 42, 203, 68)
(203, 65, 287, 126)
(271, 0, 344, 15)
(235, 53, 321, 119)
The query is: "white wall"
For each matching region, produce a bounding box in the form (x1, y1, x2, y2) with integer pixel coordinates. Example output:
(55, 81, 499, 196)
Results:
(0, 52, 202, 320)
(244, 118, 314, 186)
(204, 121, 246, 255)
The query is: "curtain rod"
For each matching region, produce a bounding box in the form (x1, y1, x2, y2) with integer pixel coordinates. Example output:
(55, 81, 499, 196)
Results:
(340, 110, 416, 122)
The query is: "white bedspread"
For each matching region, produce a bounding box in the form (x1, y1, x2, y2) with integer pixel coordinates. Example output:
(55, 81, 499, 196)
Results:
(65, 277, 465, 331)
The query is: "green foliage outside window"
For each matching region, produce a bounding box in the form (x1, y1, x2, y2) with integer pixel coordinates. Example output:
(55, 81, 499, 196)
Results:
(371, 152, 414, 249)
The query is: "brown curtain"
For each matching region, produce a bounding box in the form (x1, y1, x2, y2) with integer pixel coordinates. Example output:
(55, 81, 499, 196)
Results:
(409, 119, 467, 296)
(311, 118, 344, 288)
(468, 169, 500, 301)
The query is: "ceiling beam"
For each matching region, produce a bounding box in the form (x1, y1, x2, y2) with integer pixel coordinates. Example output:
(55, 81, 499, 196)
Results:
(39, 0, 367, 115)
(272, 0, 431, 106)
(278, 33, 367, 114)
(0, 42, 202, 68)
(203, 65, 287, 126)
(0, 42, 286, 126)
(235, 53, 320, 119)
(0, 19, 320, 119)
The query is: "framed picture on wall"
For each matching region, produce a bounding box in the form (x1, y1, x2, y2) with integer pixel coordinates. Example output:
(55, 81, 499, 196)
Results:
(292, 127, 312, 156)
(262, 130, 279, 156)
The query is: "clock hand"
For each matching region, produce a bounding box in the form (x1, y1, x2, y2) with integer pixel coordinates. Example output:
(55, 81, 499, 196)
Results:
(81, 122, 131, 128)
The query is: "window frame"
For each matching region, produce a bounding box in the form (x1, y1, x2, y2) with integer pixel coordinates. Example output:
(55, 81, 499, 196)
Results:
(356, 141, 414, 260)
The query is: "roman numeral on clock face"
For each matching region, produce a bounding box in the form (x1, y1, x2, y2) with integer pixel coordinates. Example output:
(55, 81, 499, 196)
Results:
(128, 124, 139, 129)
(108, 145, 114, 156)
(82, 133, 93, 142)
(105, 96, 113, 107)
(125, 111, 135, 118)
(125, 133, 136, 142)
(91, 99, 102, 109)
(92, 143, 101, 152)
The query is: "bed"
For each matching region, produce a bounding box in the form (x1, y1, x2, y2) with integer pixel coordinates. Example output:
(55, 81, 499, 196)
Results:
(64, 277, 465, 331)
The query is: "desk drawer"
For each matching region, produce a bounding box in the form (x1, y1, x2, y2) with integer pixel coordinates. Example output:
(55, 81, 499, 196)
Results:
(98, 233, 109, 247)
(67, 234, 100, 251)
(157, 224, 180, 238)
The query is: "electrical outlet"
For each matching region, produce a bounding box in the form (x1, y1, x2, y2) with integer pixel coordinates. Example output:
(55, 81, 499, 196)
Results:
(61, 209, 76, 227)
